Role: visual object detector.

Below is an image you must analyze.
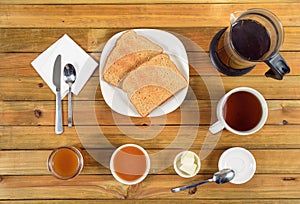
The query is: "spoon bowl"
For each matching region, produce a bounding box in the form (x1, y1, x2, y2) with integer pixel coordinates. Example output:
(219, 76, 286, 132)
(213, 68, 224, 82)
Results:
(213, 168, 236, 184)
(64, 64, 76, 127)
(64, 64, 76, 85)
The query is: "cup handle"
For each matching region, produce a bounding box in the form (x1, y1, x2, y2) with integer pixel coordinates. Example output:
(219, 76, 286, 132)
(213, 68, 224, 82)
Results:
(209, 120, 225, 134)
(265, 53, 290, 80)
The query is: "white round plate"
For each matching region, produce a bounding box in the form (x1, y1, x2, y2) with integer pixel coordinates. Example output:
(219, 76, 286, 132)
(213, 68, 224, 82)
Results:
(218, 147, 256, 184)
(99, 29, 189, 117)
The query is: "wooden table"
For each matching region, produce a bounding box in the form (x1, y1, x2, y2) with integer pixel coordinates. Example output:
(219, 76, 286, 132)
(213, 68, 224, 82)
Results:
(0, 0, 299, 203)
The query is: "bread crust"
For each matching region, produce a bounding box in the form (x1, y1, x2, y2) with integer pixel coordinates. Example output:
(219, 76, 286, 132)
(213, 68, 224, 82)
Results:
(103, 30, 163, 86)
(121, 54, 187, 117)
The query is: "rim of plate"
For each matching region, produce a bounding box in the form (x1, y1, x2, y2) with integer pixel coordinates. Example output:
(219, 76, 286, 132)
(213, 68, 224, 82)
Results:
(218, 147, 256, 184)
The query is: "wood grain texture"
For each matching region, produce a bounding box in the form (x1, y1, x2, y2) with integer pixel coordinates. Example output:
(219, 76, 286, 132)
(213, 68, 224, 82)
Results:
(1, 125, 299, 150)
(0, 28, 299, 52)
(0, 51, 299, 77)
(1, 0, 299, 4)
(0, 175, 299, 199)
(0, 76, 299, 101)
(0, 4, 300, 28)
(0, 100, 299, 125)
(1, 200, 299, 204)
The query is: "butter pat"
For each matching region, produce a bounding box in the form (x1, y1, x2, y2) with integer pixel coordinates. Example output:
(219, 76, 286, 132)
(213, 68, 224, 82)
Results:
(174, 150, 201, 178)
(179, 163, 197, 175)
(180, 151, 195, 165)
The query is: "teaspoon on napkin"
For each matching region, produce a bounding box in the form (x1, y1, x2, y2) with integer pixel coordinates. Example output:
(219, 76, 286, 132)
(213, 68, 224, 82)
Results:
(64, 64, 76, 127)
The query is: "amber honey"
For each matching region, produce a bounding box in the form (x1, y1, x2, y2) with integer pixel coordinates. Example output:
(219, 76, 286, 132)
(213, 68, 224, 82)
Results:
(48, 146, 83, 180)
(112, 145, 149, 183)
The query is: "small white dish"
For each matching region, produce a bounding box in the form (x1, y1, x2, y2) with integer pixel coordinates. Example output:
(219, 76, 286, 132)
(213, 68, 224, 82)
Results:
(173, 151, 201, 178)
(218, 147, 256, 184)
(99, 29, 189, 117)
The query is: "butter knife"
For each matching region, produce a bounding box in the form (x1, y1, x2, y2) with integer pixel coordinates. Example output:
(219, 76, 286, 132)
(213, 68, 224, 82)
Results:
(53, 55, 63, 134)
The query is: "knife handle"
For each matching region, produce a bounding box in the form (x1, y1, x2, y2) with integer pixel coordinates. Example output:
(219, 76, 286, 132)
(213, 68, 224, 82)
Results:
(55, 90, 63, 134)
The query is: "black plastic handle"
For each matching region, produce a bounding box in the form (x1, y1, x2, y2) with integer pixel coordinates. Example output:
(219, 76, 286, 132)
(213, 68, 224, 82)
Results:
(265, 53, 290, 80)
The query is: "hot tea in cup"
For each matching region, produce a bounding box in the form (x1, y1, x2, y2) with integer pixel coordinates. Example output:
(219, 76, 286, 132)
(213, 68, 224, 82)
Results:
(224, 91, 262, 131)
(209, 87, 268, 135)
(110, 144, 150, 185)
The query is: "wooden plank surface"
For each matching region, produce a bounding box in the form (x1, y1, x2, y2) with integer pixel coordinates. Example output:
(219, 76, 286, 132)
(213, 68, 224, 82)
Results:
(0, 100, 299, 125)
(0, 4, 300, 28)
(1, 0, 300, 4)
(0, 175, 299, 199)
(0, 52, 300, 77)
(1, 76, 300, 101)
(1, 125, 299, 150)
(0, 28, 300, 52)
(1, 200, 300, 204)
(0, 0, 299, 203)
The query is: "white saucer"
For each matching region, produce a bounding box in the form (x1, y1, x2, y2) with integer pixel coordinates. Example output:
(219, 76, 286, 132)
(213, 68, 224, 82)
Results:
(218, 147, 256, 184)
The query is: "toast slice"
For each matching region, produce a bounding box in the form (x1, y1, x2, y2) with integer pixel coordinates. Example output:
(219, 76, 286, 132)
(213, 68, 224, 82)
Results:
(121, 54, 187, 117)
(103, 30, 163, 86)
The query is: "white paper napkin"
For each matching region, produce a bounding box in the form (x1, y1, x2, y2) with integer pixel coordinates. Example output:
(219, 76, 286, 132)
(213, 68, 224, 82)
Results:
(31, 34, 98, 98)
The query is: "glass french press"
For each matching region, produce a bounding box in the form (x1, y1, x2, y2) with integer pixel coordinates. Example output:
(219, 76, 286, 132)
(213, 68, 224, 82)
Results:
(210, 8, 290, 80)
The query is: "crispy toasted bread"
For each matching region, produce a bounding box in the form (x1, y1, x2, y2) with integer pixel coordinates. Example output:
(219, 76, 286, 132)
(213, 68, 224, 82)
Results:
(103, 30, 163, 86)
(121, 54, 187, 117)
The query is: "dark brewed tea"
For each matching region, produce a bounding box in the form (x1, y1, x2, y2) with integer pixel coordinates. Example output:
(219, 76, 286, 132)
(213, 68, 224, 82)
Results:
(223, 91, 262, 131)
(231, 19, 271, 61)
(113, 146, 147, 182)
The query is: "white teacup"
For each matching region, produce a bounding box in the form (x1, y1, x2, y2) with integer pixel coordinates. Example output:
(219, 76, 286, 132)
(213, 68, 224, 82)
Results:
(110, 144, 150, 185)
(209, 87, 268, 135)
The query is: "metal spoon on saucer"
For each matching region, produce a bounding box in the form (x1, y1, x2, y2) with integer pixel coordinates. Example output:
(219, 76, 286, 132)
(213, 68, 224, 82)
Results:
(171, 169, 235, 193)
(64, 64, 76, 127)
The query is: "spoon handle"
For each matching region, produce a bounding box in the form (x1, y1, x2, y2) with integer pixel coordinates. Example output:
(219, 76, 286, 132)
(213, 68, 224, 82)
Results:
(68, 88, 72, 127)
(171, 179, 213, 193)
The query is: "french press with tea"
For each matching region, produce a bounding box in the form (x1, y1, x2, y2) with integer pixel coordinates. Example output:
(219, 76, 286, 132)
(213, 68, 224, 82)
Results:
(209, 8, 290, 80)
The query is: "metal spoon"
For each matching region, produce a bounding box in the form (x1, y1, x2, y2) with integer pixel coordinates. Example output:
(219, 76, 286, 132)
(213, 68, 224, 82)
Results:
(171, 169, 235, 193)
(63, 64, 76, 127)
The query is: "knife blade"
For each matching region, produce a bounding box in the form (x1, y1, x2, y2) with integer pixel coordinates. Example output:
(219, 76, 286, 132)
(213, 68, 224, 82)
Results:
(53, 55, 63, 134)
